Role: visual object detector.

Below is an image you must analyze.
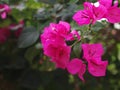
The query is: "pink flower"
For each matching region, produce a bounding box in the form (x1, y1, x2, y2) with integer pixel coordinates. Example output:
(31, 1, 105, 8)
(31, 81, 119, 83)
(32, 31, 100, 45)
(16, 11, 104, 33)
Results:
(49, 21, 71, 39)
(41, 26, 65, 48)
(0, 27, 11, 44)
(88, 58, 108, 77)
(73, 10, 91, 26)
(73, 0, 120, 25)
(67, 58, 86, 81)
(82, 43, 108, 77)
(44, 40, 71, 69)
(0, 4, 11, 19)
(66, 30, 81, 41)
(41, 21, 73, 69)
(82, 43, 104, 61)
(41, 21, 80, 46)
(99, 0, 120, 23)
(41, 21, 82, 69)
(73, 2, 107, 26)
(41, 21, 70, 46)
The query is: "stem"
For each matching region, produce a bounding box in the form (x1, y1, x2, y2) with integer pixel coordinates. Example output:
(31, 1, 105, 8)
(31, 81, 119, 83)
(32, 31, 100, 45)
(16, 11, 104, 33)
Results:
(88, 23, 92, 31)
(71, 40, 81, 47)
(74, 77, 80, 90)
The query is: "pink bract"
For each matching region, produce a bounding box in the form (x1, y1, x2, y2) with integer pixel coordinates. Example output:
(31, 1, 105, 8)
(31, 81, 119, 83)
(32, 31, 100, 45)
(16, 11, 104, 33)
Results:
(82, 43, 104, 61)
(82, 43, 108, 77)
(104, 7, 120, 23)
(73, 0, 120, 26)
(73, 2, 107, 25)
(73, 10, 91, 26)
(44, 40, 71, 69)
(99, 0, 120, 23)
(67, 58, 86, 81)
(88, 59, 108, 77)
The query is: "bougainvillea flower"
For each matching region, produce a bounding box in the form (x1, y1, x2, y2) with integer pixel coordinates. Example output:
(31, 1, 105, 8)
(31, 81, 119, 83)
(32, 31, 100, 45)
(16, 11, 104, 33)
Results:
(66, 30, 80, 41)
(82, 43, 108, 77)
(82, 43, 104, 61)
(59, 21, 71, 32)
(41, 21, 80, 46)
(67, 58, 86, 81)
(41, 21, 70, 46)
(0, 4, 11, 19)
(88, 58, 108, 77)
(73, 2, 107, 25)
(41, 26, 65, 48)
(98, 0, 120, 23)
(73, 10, 91, 26)
(99, 0, 112, 9)
(0, 28, 11, 43)
(73, 0, 120, 25)
(104, 6, 120, 23)
(44, 40, 71, 69)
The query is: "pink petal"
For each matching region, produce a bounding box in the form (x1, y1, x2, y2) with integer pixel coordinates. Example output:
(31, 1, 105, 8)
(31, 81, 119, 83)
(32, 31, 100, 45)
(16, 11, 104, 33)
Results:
(51, 45, 71, 69)
(84, 2, 93, 10)
(1, 12, 6, 19)
(82, 43, 104, 61)
(59, 21, 71, 32)
(88, 60, 108, 77)
(71, 30, 80, 40)
(66, 30, 80, 41)
(81, 43, 91, 60)
(67, 58, 84, 75)
(93, 4, 107, 20)
(65, 33, 74, 41)
(83, 2, 94, 19)
(99, 0, 112, 9)
(104, 7, 120, 23)
(73, 10, 91, 26)
(78, 63, 86, 82)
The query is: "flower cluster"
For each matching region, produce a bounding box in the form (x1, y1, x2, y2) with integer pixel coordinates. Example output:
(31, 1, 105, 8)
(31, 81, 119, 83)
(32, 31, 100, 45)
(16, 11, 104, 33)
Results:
(73, 0, 120, 26)
(67, 43, 108, 82)
(41, 21, 108, 81)
(41, 21, 80, 69)
(0, 4, 11, 19)
(39, 0, 120, 82)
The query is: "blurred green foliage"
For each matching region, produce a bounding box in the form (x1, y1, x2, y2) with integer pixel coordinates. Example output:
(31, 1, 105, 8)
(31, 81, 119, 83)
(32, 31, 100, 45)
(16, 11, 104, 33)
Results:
(0, 0, 120, 90)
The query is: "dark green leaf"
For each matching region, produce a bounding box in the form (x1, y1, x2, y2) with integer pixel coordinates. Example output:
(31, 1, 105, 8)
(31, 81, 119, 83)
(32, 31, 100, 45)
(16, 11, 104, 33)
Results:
(92, 22, 105, 32)
(25, 46, 40, 61)
(18, 26, 39, 48)
(73, 42, 81, 58)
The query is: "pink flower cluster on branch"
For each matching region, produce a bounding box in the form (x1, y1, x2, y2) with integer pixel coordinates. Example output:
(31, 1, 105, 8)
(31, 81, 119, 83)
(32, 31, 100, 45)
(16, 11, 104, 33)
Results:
(41, 21, 80, 69)
(67, 43, 108, 82)
(73, 0, 120, 26)
(41, 21, 108, 82)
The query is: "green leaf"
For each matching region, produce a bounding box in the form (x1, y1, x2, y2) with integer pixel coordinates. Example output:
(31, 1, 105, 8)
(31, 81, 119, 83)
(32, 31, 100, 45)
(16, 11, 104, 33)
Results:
(24, 46, 40, 62)
(92, 22, 105, 32)
(117, 43, 120, 61)
(18, 26, 39, 48)
(73, 42, 81, 58)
